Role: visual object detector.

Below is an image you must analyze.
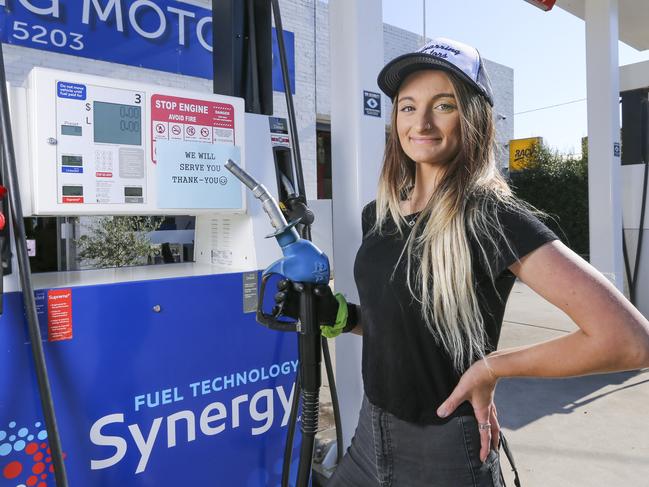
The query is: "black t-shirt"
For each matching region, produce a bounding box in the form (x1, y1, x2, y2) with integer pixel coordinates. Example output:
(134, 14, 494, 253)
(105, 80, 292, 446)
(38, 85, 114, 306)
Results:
(353, 200, 558, 424)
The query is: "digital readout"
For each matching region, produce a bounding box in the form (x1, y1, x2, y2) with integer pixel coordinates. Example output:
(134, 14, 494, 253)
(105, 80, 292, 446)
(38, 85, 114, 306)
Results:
(62, 155, 83, 166)
(94, 101, 142, 146)
(61, 125, 82, 136)
(62, 185, 83, 196)
(124, 187, 143, 197)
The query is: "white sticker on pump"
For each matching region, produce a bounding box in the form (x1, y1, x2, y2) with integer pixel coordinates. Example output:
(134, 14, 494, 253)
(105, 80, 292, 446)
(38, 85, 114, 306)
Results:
(119, 148, 144, 179)
(155, 141, 242, 210)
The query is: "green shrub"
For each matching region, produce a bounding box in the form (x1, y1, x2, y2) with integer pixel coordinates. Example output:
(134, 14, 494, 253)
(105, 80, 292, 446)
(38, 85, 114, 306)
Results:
(76, 216, 163, 268)
(508, 145, 589, 258)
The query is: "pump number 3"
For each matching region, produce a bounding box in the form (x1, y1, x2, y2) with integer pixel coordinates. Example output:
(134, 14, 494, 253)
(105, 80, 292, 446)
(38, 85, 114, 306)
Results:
(12, 21, 84, 51)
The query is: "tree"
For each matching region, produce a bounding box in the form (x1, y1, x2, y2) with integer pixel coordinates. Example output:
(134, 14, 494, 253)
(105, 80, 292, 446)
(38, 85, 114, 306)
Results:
(76, 216, 163, 268)
(509, 145, 589, 258)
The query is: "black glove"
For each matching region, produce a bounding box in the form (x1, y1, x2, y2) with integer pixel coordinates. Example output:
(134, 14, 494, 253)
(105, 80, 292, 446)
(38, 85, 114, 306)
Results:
(273, 279, 359, 336)
(273, 279, 338, 327)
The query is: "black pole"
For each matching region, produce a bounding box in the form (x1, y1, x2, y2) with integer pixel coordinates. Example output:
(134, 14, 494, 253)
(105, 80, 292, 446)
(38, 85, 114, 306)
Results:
(0, 44, 68, 486)
(281, 372, 300, 487)
(269, 5, 316, 484)
(295, 284, 321, 487)
(622, 228, 634, 303)
(322, 337, 344, 464)
(631, 99, 649, 303)
(245, 0, 262, 114)
(270, 2, 345, 484)
(271, 0, 306, 198)
(631, 162, 648, 303)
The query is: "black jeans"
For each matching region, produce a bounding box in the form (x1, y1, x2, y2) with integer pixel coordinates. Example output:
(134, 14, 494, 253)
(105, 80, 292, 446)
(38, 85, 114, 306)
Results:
(327, 396, 505, 487)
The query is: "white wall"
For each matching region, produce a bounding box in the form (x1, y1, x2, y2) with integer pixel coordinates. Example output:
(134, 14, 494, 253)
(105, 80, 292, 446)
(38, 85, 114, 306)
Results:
(620, 60, 649, 92)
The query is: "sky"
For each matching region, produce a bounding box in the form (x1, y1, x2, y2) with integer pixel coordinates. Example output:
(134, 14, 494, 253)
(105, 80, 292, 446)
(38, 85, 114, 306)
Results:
(382, 0, 649, 156)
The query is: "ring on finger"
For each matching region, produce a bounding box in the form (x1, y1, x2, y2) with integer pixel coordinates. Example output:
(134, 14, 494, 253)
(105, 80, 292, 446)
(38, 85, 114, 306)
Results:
(478, 422, 491, 431)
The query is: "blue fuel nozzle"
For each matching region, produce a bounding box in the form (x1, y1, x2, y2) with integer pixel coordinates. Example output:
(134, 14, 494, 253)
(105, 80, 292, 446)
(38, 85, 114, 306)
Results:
(224, 159, 330, 285)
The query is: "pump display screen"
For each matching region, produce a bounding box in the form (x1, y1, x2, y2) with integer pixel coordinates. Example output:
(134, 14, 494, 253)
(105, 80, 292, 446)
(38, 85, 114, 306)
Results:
(62, 185, 83, 196)
(61, 125, 82, 136)
(62, 155, 83, 166)
(93, 101, 141, 146)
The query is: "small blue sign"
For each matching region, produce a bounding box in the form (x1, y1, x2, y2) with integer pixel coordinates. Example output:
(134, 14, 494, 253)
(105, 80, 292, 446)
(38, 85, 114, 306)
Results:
(62, 166, 83, 174)
(272, 29, 296, 95)
(0, 1, 295, 92)
(57, 81, 87, 100)
(34, 289, 48, 340)
(363, 90, 381, 117)
(156, 141, 242, 209)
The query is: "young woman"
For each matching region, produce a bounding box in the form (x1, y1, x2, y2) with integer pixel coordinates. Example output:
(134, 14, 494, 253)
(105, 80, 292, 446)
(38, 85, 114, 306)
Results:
(279, 37, 649, 486)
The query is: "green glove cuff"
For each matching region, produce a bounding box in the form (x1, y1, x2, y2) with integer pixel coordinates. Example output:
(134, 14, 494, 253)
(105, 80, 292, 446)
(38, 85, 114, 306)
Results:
(320, 293, 348, 339)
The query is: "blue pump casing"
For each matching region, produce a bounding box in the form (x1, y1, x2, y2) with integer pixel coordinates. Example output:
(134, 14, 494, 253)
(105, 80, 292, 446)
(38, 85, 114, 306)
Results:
(0, 272, 301, 486)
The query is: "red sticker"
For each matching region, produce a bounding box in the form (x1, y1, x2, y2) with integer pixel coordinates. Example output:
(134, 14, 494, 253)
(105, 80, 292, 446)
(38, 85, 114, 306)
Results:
(62, 197, 84, 204)
(150, 94, 235, 163)
(47, 289, 73, 342)
(96, 172, 113, 178)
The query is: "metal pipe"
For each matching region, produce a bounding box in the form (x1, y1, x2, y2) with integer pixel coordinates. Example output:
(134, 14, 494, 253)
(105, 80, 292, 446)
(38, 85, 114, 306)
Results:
(0, 44, 68, 486)
(225, 158, 290, 233)
(423, 0, 426, 44)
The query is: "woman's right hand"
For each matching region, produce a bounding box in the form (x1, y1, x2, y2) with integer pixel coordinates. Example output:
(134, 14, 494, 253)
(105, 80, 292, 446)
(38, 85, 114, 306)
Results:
(273, 279, 340, 327)
(272, 278, 301, 319)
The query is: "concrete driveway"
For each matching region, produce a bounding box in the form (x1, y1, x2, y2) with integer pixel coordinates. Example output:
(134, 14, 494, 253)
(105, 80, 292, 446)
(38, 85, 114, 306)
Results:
(497, 281, 649, 487)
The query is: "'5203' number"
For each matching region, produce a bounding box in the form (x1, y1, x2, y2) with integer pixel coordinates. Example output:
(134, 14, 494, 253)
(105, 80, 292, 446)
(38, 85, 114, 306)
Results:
(13, 21, 84, 51)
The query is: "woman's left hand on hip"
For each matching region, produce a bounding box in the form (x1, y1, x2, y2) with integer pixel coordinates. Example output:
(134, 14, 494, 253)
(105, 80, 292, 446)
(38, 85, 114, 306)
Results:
(436, 358, 500, 462)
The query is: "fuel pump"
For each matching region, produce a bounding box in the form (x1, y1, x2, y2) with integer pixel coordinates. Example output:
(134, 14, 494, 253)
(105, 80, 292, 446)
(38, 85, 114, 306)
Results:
(0, 1, 344, 485)
(0, 65, 298, 487)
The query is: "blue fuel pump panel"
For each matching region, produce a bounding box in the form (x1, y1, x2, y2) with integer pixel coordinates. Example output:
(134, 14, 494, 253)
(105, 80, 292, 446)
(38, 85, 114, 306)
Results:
(0, 272, 299, 486)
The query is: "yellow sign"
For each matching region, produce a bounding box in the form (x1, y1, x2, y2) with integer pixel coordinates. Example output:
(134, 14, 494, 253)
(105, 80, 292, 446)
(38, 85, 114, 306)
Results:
(509, 137, 543, 172)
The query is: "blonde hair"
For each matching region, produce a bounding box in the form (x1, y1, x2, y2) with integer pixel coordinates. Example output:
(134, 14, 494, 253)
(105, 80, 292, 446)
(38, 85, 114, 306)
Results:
(373, 71, 539, 373)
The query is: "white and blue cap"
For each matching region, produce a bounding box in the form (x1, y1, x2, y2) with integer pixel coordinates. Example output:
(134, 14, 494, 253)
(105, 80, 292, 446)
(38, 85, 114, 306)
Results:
(377, 37, 494, 106)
